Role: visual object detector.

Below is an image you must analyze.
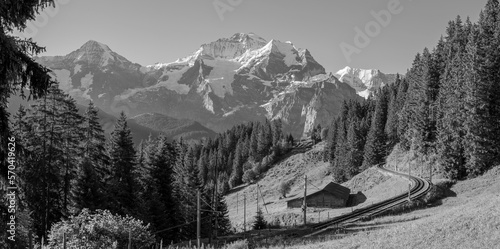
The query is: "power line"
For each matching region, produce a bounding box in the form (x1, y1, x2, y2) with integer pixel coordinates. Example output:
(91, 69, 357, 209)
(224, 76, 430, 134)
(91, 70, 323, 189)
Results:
(153, 216, 211, 234)
(307, 180, 322, 191)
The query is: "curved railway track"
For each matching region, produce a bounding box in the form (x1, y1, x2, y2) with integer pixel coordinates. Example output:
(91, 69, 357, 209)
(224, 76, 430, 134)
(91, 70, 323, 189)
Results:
(306, 165, 431, 236)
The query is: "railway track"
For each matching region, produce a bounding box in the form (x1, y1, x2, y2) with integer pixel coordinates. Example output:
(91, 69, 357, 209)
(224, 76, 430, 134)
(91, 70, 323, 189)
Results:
(305, 164, 432, 236)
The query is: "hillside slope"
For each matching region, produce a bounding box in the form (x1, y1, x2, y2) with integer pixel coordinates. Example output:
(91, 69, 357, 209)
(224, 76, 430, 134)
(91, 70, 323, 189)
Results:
(224, 142, 408, 230)
(266, 165, 500, 249)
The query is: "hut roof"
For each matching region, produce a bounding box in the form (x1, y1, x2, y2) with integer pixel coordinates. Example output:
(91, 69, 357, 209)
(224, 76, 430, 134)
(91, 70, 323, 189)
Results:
(287, 182, 350, 202)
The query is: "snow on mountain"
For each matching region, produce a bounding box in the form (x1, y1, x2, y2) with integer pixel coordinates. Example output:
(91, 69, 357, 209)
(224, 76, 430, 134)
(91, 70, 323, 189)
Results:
(37, 33, 362, 138)
(335, 66, 397, 98)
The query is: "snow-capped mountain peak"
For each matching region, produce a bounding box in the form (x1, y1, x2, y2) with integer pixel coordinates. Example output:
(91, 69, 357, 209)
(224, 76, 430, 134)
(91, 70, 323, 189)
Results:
(37, 34, 356, 139)
(335, 66, 397, 99)
(229, 32, 267, 44)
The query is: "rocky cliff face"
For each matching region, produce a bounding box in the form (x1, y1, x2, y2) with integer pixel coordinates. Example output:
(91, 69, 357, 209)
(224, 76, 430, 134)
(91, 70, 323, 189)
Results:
(37, 33, 362, 138)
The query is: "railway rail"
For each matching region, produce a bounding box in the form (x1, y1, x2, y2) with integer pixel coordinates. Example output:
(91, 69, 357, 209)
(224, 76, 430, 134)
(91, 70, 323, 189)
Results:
(306, 164, 432, 236)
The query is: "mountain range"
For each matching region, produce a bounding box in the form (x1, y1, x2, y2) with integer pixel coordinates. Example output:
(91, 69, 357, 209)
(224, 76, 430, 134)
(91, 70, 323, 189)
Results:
(335, 66, 399, 99)
(35, 33, 396, 138)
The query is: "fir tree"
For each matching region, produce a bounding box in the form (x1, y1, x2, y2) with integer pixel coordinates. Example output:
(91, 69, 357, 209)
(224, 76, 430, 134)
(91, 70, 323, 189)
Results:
(146, 135, 179, 242)
(81, 102, 109, 179)
(71, 159, 104, 213)
(252, 208, 267, 230)
(107, 112, 137, 216)
(362, 89, 389, 169)
(463, 28, 495, 176)
(213, 192, 232, 236)
(345, 121, 363, 178)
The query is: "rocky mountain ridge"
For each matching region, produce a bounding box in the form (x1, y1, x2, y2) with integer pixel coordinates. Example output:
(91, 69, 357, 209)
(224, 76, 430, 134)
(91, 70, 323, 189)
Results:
(37, 33, 366, 138)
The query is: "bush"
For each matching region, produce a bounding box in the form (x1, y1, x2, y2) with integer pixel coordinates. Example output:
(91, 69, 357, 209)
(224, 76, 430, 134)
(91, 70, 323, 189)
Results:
(242, 169, 257, 184)
(225, 239, 249, 249)
(47, 209, 154, 249)
(278, 180, 292, 198)
(321, 128, 329, 141)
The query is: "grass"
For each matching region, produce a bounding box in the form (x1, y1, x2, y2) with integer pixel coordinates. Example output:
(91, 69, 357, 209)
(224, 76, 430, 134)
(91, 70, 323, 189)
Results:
(222, 144, 500, 248)
(224, 142, 409, 231)
(259, 165, 500, 249)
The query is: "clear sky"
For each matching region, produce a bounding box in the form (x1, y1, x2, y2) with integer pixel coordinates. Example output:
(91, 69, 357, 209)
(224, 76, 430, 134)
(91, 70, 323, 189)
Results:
(17, 0, 488, 74)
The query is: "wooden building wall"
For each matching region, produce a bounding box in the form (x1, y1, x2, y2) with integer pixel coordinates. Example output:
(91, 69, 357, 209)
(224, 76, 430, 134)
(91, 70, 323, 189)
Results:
(287, 191, 347, 209)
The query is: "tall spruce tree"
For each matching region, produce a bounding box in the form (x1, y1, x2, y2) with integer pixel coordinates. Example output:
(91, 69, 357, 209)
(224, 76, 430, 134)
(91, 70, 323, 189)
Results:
(463, 19, 496, 176)
(71, 159, 104, 213)
(362, 89, 389, 169)
(81, 102, 109, 179)
(145, 135, 179, 242)
(436, 52, 468, 179)
(107, 112, 137, 216)
(345, 121, 364, 178)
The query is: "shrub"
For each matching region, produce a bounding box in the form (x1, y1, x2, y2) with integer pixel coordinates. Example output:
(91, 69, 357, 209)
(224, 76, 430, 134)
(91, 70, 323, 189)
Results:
(321, 128, 329, 141)
(47, 209, 154, 249)
(278, 180, 292, 198)
(242, 169, 257, 184)
(225, 239, 249, 249)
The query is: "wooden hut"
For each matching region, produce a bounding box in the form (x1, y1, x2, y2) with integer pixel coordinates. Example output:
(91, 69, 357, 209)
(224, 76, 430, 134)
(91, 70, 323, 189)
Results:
(287, 182, 350, 209)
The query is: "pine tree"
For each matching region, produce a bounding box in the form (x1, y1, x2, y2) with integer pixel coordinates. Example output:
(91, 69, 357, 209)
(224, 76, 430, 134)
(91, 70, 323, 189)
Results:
(146, 135, 180, 242)
(1, 2, 54, 211)
(229, 142, 244, 188)
(249, 122, 259, 160)
(436, 52, 467, 179)
(396, 78, 411, 150)
(257, 121, 272, 161)
(478, 0, 500, 164)
(19, 85, 80, 238)
(324, 120, 339, 162)
(252, 208, 267, 230)
(385, 75, 401, 147)
(213, 192, 232, 236)
(463, 25, 495, 176)
(362, 89, 389, 169)
(271, 119, 283, 155)
(345, 121, 363, 178)
(107, 112, 137, 216)
(332, 119, 348, 182)
(81, 102, 109, 179)
(71, 159, 104, 213)
(173, 146, 203, 239)
(59, 95, 84, 215)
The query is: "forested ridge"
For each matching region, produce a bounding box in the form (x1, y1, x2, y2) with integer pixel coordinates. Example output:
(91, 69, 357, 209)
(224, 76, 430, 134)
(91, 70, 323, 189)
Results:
(4, 80, 296, 246)
(325, 0, 500, 182)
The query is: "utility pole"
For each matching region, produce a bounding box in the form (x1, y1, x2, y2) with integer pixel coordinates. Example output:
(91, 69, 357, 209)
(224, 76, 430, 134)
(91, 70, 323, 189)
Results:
(303, 175, 307, 226)
(257, 184, 268, 214)
(256, 187, 259, 212)
(197, 189, 201, 249)
(63, 233, 66, 249)
(214, 193, 218, 240)
(408, 161, 411, 201)
(128, 230, 132, 249)
(243, 194, 247, 234)
(429, 155, 433, 183)
(237, 192, 239, 214)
